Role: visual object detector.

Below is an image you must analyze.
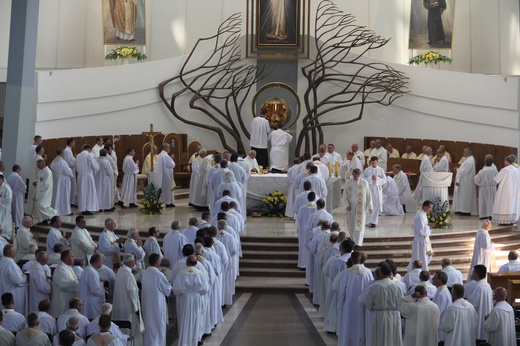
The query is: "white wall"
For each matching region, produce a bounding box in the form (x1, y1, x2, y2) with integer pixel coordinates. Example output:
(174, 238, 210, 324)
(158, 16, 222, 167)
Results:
(34, 45, 520, 155)
(0, 0, 519, 73)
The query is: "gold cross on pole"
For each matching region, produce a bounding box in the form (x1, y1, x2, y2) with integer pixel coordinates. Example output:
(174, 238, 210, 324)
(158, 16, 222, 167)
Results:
(142, 124, 161, 172)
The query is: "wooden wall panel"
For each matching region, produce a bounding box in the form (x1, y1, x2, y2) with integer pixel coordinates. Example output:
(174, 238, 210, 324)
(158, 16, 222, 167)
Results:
(404, 138, 423, 156)
(386, 137, 405, 156)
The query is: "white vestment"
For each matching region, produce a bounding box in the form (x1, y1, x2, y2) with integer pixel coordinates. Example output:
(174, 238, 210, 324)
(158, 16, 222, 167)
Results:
(394, 170, 417, 213)
(498, 260, 520, 272)
(163, 231, 188, 267)
(343, 177, 372, 245)
(474, 166, 498, 219)
(25, 154, 43, 215)
(191, 155, 212, 207)
(441, 266, 463, 288)
(70, 226, 97, 264)
(412, 155, 433, 203)
(382, 176, 404, 216)
(143, 236, 163, 266)
(46, 228, 69, 257)
(86, 333, 121, 346)
(78, 266, 105, 319)
(433, 155, 450, 172)
(2, 309, 26, 333)
(433, 285, 452, 342)
(468, 229, 494, 279)
(124, 239, 146, 269)
(189, 156, 202, 205)
(15, 327, 50, 346)
(441, 298, 477, 346)
(141, 267, 172, 346)
(6, 172, 26, 231)
(268, 129, 292, 171)
(74, 150, 100, 212)
(370, 146, 388, 170)
(120, 155, 139, 204)
(453, 155, 477, 213)
(141, 153, 157, 176)
(292, 191, 310, 219)
(295, 202, 316, 269)
(398, 295, 440, 346)
(28, 261, 52, 313)
(106, 155, 119, 206)
(285, 164, 304, 218)
(64, 145, 77, 205)
(216, 231, 238, 305)
(86, 318, 128, 344)
(493, 165, 520, 223)
(301, 174, 327, 200)
(363, 165, 387, 224)
(0, 257, 28, 316)
(33, 166, 56, 223)
(112, 265, 144, 346)
(336, 264, 373, 345)
(98, 229, 121, 270)
(15, 226, 36, 261)
(155, 150, 176, 205)
(407, 209, 432, 272)
(172, 266, 210, 346)
(250, 116, 270, 149)
(464, 278, 493, 340)
(363, 278, 403, 346)
(57, 309, 89, 338)
(50, 157, 73, 216)
(51, 262, 79, 317)
(0, 325, 15, 345)
(94, 157, 114, 210)
(483, 300, 516, 346)
(0, 182, 12, 240)
(340, 156, 363, 180)
(37, 311, 57, 336)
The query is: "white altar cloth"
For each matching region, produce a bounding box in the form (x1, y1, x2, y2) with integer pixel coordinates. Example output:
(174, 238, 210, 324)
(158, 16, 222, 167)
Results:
(421, 172, 453, 207)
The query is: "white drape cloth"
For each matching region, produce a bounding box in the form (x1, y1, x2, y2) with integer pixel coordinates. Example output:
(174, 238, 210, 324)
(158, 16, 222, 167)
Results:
(421, 172, 452, 207)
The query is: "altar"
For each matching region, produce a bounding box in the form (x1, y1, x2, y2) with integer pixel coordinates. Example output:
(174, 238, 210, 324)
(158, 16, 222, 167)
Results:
(421, 172, 453, 207)
(246, 174, 341, 213)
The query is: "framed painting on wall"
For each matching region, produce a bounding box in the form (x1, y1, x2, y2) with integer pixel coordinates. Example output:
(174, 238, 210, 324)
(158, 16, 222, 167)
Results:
(257, 0, 300, 47)
(102, 0, 146, 46)
(409, 0, 456, 50)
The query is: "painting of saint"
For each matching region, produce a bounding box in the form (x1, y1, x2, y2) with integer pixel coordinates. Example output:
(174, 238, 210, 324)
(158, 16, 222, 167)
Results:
(409, 0, 455, 50)
(103, 0, 146, 45)
(258, 0, 299, 46)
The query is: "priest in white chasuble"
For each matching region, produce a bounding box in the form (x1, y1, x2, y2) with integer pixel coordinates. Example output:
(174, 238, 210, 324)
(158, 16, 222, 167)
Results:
(74, 144, 100, 214)
(94, 149, 114, 211)
(6, 165, 26, 232)
(370, 139, 388, 170)
(141, 145, 157, 176)
(363, 261, 403, 346)
(155, 143, 176, 207)
(341, 151, 364, 181)
(492, 154, 520, 225)
(295, 192, 316, 270)
(474, 155, 498, 219)
(363, 157, 386, 227)
(398, 285, 440, 346)
(343, 169, 372, 246)
(382, 176, 404, 216)
(51, 249, 79, 317)
(302, 165, 327, 200)
(63, 138, 77, 206)
(337, 251, 373, 346)
(453, 147, 477, 215)
(191, 151, 212, 210)
(464, 264, 493, 343)
(267, 124, 293, 173)
(78, 254, 105, 320)
(112, 254, 144, 346)
(433, 148, 450, 172)
(392, 164, 417, 213)
(483, 287, 516, 346)
(189, 148, 204, 206)
(0, 245, 28, 316)
(50, 149, 73, 216)
(412, 147, 434, 204)
(27, 251, 52, 314)
(172, 255, 210, 346)
(118, 148, 139, 208)
(141, 253, 172, 346)
(32, 160, 56, 224)
(441, 284, 478, 346)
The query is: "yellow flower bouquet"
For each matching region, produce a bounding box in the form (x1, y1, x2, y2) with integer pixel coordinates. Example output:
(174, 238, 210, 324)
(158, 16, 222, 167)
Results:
(427, 196, 453, 229)
(104, 46, 148, 62)
(140, 183, 163, 214)
(261, 190, 288, 217)
(408, 51, 452, 66)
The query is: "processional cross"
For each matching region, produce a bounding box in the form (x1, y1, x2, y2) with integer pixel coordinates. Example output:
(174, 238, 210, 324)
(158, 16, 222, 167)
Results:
(142, 124, 161, 173)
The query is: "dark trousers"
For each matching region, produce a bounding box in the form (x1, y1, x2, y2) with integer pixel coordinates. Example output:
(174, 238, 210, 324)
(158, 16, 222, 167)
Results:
(252, 147, 269, 168)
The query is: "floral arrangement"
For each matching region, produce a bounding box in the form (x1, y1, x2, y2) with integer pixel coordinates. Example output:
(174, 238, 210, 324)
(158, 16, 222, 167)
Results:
(141, 183, 162, 214)
(427, 196, 453, 229)
(104, 46, 148, 61)
(408, 51, 453, 66)
(261, 190, 288, 217)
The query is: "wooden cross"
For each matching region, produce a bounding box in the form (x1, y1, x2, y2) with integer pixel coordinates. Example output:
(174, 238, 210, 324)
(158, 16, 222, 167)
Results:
(142, 124, 161, 172)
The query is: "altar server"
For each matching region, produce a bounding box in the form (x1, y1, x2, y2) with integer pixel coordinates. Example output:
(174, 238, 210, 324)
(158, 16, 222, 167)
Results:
(28, 251, 52, 313)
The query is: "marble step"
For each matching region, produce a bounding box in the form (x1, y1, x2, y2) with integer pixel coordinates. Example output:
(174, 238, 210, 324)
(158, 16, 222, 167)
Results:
(240, 258, 298, 269)
(239, 267, 305, 278)
(235, 277, 307, 294)
(241, 242, 298, 251)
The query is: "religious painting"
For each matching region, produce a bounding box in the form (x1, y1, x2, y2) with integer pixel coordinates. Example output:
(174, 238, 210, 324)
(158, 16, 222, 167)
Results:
(409, 0, 456, 50)
(257, 0, 300, 47)
(102, 0, 146, 46)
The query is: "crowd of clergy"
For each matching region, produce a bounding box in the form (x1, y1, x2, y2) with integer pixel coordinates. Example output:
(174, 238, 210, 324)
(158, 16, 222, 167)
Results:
(1, 133, 520, 345)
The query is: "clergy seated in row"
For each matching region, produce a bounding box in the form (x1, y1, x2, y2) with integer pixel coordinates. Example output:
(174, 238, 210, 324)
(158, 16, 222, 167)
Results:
(57, 298, 90, 339)
(86, 315, 123, 346)
(385, 143, 400, 158)
(498, 251, 520, 272)
(16, 312, 51, 346)
(46, 216, 70, 255)
(1, 293, 26, 333)
(440, 258, 463, 288)
(401, 145, 417, 160)
(54, 316, 84, 346)
(86, 304, 128, 345)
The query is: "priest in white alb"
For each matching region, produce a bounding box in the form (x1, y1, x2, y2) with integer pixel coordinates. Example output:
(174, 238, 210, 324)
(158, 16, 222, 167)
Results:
(441, 284, 478, 346)
(267, 124, 293, 173)
(407, 201, 435, 272)
(25, 146, 44, 215)
(78, 254, 106, 319)
(63, 138, 77, 207)
(189, 148, 204, 206)
(141, 253, 172, 346)
(191, 150, 212, 210)
(50, 149, 73, 216)
(464, 264, 494, 343)
(467, 219, 494, 280)
(117, 148, 139, 208)
(33, 160, 56, 224)
(28, 251, 52, 313)
(453, 147, 477, 216)
(155, 143, 176, 208)
(0, 174, 12, 240)
(492, 154, 520, 225)
(483, 287, 516, 346)
(382, 176, 404, 216)
(344, 169, 372, 246)
(0, 245, 28, 316)
(433, 148, 450, 172)
(98, 218, 123, 270)
(392, 164, 417, 213)
(51, 249, 79, 317)
(74, 144, 100, 215)
(95, 149, 114, 211)
(412, 147, 433, 203)
(295, 192, 316, 270)
(363, 157, 386, 227)
(6, 165, 26, 232)
(474, 155, 498, 220)
(70, 216, 97, 264)
(112, 254, 144, 346)
(302, 165, 327, 200)
(370, 139, 388, 171)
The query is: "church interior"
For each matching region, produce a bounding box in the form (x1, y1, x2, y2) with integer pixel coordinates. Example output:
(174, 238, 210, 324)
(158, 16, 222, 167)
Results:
(1, 0, 520, 345)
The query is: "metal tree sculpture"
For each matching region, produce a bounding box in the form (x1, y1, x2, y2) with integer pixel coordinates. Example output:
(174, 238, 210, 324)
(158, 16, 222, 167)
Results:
(296, 0, 409, 155)
(159, 14, 270, 154)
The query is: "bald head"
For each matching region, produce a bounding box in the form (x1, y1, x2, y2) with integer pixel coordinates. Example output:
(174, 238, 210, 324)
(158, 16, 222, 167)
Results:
(494, 287, 507, 301)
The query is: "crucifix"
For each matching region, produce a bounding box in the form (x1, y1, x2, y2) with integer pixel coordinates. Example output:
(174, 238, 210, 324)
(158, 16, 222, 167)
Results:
(142, 124, 161, 173)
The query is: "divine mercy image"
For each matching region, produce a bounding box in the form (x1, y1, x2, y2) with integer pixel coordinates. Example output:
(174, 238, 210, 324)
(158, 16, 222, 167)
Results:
(258, 0, 298, 46)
